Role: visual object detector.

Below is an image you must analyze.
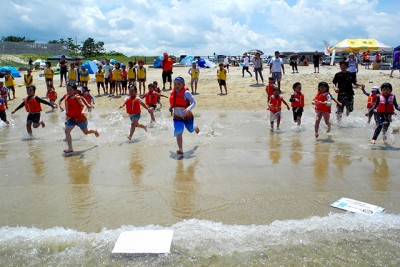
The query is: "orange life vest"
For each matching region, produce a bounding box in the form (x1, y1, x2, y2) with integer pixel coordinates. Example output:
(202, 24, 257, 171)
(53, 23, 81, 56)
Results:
(265, 84, 274, 96)
(125, 96, 141, 114)
(65, 94, 83, 119)
(47, 90, 57, 101)
(291, 92, 304, 108)
(0, 87, 7, 96)
(367, 94, 378, 109)
(269, 95, 282, 113)
(314, 92, 331, 113)
(83, 93, 92, 104)
(0, 99, 5, 111)
(24, 96, 42, 113)
(144, 92, 158, 105)
(376, 94, 395, 114)
(170, 88, 189, 108)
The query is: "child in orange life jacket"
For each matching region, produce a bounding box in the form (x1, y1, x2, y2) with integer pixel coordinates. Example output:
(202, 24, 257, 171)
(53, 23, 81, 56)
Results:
(120, 85, 151, 140)
(60, 84, 99, 153)
(0, 96, 10, 124)
(0, 81, 9, 109)
(312, 81, 332, 138)
(217, 63, 227, 95)
(11, 86, 57, 136)
(289, 82, 304, 126)
(362, 85, 380, 125)
(140, 83, 168, 123)
(153, 81, 163, 109)
(268, 86, 290, 130)
(82, 86, 95, 107)
(369, 83, 400, 144)
(46, 84, 58, 111)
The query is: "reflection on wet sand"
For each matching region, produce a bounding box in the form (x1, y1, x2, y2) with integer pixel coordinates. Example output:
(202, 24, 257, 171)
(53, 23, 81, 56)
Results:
(370, 151, 389, 191)
(171, 158, 199, 220)
(269, 133, 281, 164)
(313, 141, 330, 187)
(27, 141, 45, 182)
(332, 142, 352, 177)
(290, 135, 303, 164)
(129, 150, 144, 186)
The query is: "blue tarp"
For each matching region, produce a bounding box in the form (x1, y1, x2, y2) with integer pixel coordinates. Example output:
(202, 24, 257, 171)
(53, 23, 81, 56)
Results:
(153, 56, 163, 68)
(110, 59, 118, 64)
(394, 45, 400, 51)
(198, 58, 216, 68)
(82, 61, 99, 74)
(179, 56, 194, 66)
(0, 66, 21, 77)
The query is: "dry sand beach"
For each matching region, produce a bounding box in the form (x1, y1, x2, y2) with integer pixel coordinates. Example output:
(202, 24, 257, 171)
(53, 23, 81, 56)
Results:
(1, 63, 400, 265)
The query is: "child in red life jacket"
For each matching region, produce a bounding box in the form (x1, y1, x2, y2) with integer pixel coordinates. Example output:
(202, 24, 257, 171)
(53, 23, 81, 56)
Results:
(289, 82, 304, 126)
(46, 84, 58, 111)
(120, 85, 151, 140)
(60, 84, 99, 153)
(0, 81, 9, 109)
(369, 83, 400, 144)
(11, 86, 57, 136)
(312, 82, 332, 138)
(268, 86, 290, 130)
(140, 83, 168, 123)
(153, 81, 163, 109)
(362, 85, 380, 125)
(0, 97, 9, 124)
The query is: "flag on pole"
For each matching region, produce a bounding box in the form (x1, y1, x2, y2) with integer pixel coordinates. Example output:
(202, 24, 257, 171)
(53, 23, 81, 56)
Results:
(324, 41, 331, 55)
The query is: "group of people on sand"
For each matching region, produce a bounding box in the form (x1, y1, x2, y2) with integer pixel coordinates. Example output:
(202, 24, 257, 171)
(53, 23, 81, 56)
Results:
(264, 59, 400, 144)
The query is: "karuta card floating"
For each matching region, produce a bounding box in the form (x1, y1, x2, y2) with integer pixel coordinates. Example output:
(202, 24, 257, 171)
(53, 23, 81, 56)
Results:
(331, 197, 384, 215)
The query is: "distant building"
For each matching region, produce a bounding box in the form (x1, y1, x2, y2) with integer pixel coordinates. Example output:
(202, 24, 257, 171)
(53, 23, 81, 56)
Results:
(0, 42, 69, 55)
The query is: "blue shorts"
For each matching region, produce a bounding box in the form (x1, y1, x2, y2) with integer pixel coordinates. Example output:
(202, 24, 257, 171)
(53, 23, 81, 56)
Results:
(129, 113, 140, 121)
(173, 118, 195, 136)
(65, 119, 88, 130)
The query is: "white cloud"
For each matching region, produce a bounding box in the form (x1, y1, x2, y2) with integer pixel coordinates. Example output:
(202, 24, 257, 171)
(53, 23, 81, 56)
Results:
(3, 0, 399, 56)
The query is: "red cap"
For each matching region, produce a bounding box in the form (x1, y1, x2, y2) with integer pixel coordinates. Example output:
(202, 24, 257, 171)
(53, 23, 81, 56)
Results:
(163, 52, 168, 57)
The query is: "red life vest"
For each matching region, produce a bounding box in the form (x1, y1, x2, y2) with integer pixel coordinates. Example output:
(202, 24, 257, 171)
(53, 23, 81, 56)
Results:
(82, 93, 92, 104)
(269, 95, 282, 113)
(144, 92, 157, 105)
(0, 99, 5, 111)
(46, 90, 57, 101)
(0, 87, 7, 96)
(170, 87, 189, 108)
(291, 92, 304, 108)
(65, 94, 83, 119)
(367, 94, 377, 109)
(125, 96, 141, 114)
(314, 92, 331, 113)
(265, 84, 274, 96)
(24, 96, 42, 113)
(377, 94, 395, 114)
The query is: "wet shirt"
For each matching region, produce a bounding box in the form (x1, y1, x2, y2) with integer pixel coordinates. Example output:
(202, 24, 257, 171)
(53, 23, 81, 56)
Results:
(332, 71, 356, 95)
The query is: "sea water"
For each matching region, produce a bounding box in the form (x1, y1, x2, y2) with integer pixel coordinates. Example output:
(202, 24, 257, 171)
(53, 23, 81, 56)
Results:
(0, 108, 399, 265)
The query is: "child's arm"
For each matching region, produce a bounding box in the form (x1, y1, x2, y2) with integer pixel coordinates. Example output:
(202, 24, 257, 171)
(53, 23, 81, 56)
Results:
(89, 93, 95, 104)
(282, 99, 290, 110)
(58, 95, 66, 111)
(119, 98, 128, 109)
(36, 96, 58, 109)
(11, 101, 25, 114)
(361, 87, 370, 96)
(140, 101, 151, 112)
(80, 96, 92, 110)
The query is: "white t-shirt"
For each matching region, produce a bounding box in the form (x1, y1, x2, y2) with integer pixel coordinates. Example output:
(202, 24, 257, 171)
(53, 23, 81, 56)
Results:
(270, 57, 283, 73)
(103, 64, 113, 77)
(243, 57, 249, 67)
(346, 58, 358, 73)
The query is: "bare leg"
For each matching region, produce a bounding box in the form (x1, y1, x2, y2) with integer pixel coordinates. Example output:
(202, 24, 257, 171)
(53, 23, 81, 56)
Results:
(26, 121, 33, 135)
(276, 114, 281, 130)
(64, 125, 75, 152)
(176, 132, 183, 152)
(315, 114, 322, 138)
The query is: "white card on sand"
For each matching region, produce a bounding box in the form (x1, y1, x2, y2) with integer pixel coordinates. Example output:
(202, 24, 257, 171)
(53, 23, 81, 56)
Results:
(112, 230, 174, 254)
(331, 197, 384, 215)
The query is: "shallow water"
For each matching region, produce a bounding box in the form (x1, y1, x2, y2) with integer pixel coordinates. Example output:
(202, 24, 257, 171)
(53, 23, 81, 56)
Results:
(0, 108, 399, 265)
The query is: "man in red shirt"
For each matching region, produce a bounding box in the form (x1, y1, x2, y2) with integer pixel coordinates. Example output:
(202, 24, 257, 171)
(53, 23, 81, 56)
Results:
(161, 52, 173, 90)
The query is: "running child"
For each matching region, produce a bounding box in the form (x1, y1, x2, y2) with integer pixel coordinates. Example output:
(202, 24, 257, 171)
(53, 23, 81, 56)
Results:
(0, 96, 10, 124)
(312, 82, 332, 138)
(95, 65, 105, 95)
(46, 84, 58, 111)
(265, 77, 275, 105)
(11, 86, 57, 136)
(60, 84, 99, 153)
(137, 60, 146, 95)
(217, 63, 227, 95)
(268, 86, 290, 130)
(44, 61, 54, 86)
(369, 83, 400, 144)
(188, 61, 200, 94)
(289, 82, 304, 126)
(362, 85, 380, 125)
(0, 82, 9, 109)
(82, 86, 95, 108)
(24, 69, 34, 87)
(4, 70, 15, 99)
(119, 85, 151, 140)
(153, 81, 163, 109)
(140, 83, 168, 123)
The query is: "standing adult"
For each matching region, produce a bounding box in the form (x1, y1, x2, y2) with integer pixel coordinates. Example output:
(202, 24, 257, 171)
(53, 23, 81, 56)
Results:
(312, 50, 321, 73)
(223, 56, 230, 73)
(332, 60, 365, 121)
(252, 52, 264, 84)
(28, 58, 33, 70)
(59, 55, 68, 87)
(289, 53, 298, 73)
(242, 53, 252, 77)
(169, 77, 200, 155)
(161, 52, 173, 90)
(346, 53, 358, 81)
(103, 58, 113, 94)
(389, 48, 400, 78)
(269, 51, 285, 89)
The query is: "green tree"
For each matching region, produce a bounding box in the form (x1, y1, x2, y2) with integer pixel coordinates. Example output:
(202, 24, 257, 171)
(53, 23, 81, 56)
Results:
(81, 37, 96, 56)
(1, 36, 35, 42)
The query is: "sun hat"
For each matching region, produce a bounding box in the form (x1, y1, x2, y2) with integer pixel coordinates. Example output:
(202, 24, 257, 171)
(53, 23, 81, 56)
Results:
(174, 77, 185, 84)
(371, 86, 380, 92)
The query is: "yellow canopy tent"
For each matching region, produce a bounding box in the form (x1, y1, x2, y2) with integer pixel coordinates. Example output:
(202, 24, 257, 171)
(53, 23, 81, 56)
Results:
(329, 38, 392, 65)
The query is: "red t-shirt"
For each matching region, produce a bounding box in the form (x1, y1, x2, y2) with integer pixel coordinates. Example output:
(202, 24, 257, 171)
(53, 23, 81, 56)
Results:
(162, 57, 173, 71)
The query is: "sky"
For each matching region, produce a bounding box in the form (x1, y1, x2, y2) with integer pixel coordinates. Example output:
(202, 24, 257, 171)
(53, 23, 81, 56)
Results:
(4, 0, 400, 57)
